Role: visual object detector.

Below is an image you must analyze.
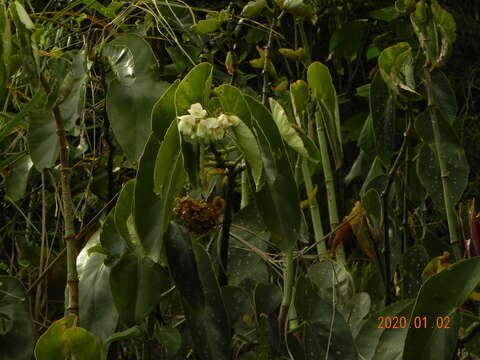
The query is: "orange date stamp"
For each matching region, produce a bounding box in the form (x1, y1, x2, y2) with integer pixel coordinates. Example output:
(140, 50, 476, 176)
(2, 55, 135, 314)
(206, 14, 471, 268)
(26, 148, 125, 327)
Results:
(377, 315, 452, 329)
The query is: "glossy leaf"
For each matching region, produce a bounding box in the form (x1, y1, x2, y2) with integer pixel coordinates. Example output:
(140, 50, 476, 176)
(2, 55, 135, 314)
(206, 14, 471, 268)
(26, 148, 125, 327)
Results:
(109, 253, 167, 325)
(77, 232, 118, 342)
(114, 180, 135, 249)
(35, 315, 102, 360)
(5, 154, 33, 201)
(134, 135, 163, 260)
(355, 300, 413, 360)
(416, 143, 468, 208)
(165, 223, 231, 360)
(175, 62, 213, 117)
(0, 276, 34, 360)
(431, 70, 457, 124)
(104, 34, 169, 162)
(269, 97, 309, 159)
(403, 257, 480, 360)
(370, 74, 395, 166)
(151, 80, 179, 140)
(27, 109, 59, 170)
(153, 121, 186, 232)
(100, 209, 127, 256)
(228, 120, 263, 190)
(241, 0, 267, 18)
(215, 84, 251, 127)
(296, 276, 357, 360)
(245, 96, 301, 251)
(307, 62, 343, 168)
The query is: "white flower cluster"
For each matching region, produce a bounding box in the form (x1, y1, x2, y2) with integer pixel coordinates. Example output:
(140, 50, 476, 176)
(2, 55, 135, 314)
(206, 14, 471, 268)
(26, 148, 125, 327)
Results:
(177, 103, 240, 143)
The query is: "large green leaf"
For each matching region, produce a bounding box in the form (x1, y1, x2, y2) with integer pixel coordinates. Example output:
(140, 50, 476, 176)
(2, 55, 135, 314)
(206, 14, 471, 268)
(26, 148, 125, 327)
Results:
(153, 121, 186, 232)
(134, 134, 163, 260)
(0, 276, 34, 360)
(403, 257, 480, 360)
(245, 96, 301, 251)
(378, 42, 418, 97)
(296, 276, 357, 360)
(307, 62, 343, 168)
(77, 232, 118, 342)
(100, 209, 127, 256)
(57, 50, 88, 131)
(27, 109, 59, 170)
(35, 315, 102, 360)
(0, 5, 11, 103)
(369, 74, 396, 166)
(5, 154, 33, 201)
(175, 62, 213, 117)
(431, 70, 457, 124)
(114, 180, 135, 249)
(215, 84, 263, 189)
(416, 143, 468, 209)
(355, 300, 413, 360)
(268, 97, 310, 159)
(151, 80, 179, 141)
(165, 223, 232, 360)
(109, 253, 167, 326)
(104, 34, 169, 162)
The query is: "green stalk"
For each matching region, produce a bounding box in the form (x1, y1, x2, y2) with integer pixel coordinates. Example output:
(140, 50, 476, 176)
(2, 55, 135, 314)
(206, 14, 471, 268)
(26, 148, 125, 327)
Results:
(301, 159, 327, 256)
(41, 76, 79, 317)
(278, 250, 295, 332)
(423, 68, 461, 259)
(240, 170, 249, 209)
(315, 111, 346, 264)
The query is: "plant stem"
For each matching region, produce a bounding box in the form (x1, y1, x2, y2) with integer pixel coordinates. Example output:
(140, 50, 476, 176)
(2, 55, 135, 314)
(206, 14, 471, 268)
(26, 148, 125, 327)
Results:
(240, 170, 249, 209)
(423, 68, 461, 259)
(40, 76, 79, 317)
(278, 249, 295, 332)
(301, 159, 327, 256)
(315, 111, 346, 264)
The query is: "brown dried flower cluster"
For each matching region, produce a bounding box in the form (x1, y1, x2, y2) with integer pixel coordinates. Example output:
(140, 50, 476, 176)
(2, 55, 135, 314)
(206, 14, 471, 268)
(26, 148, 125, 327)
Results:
(173, 196, 225, 237)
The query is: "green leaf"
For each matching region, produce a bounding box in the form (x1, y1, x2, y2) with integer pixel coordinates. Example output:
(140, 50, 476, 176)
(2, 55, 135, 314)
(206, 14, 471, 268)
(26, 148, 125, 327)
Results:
(104, 326, 142, 346)
(329, 22, 368, 60)
(114, 180, 136, 249)
(35, 315, 102, 360)
(378, 42, 418, 97)
(431, 3, 456, 67)
(416, 142, 468, 209)
(192, 18, 223, 34)
(370, 6, 401, 22)
(0, 276, 34, 360)
(134, 135, 164, 260)
(296, 276, 357, 360)
(0, 5, 11, 104)
(369, 74, 396, 166)
(241, 0, 267, 18)
(431, 70, 457, 124)
(152, 80, 179, 140)
(77, 232, 118, 342)
(153, 121, 186, 232)
(274, 0, 314, 18)
(215, 84, 252, 127)
(245, 96, 302, 251)
(109, 253, 167, 325)
(269, 98, 309, 158)
(58, 50, 88, 131)
(307, 62, 343, 168)
(100, 209, 127, 256)
(154, 326, 182, 359)
(175, 62, 213, 117)
(165, 223, 232, 360)
(13, 2, 34, 30)
(355, 300, 413, 360)
(229, 120, 263, 190)
(27, 109, 59, 170)
(104, 34, 169, 162)
(404, 257, 480, 359)
(5, 154, 33, 201)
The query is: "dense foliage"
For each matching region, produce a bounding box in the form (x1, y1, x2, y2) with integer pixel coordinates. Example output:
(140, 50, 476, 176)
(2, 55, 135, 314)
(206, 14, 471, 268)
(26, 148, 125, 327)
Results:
(1, 0, 480, 359)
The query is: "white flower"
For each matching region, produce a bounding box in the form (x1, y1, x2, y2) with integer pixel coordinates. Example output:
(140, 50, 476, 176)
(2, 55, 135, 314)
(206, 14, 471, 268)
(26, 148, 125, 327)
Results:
(217, 113, 231, 127)
(196, 119, 209, 139)
(177, 114, 196, 135)
(188, 103, 207, 118)
(203, 117, 220, 130)
(211, 127, 225, 141)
